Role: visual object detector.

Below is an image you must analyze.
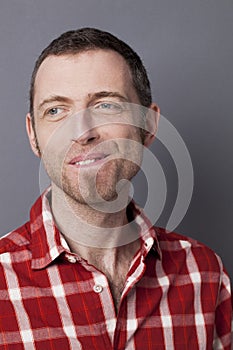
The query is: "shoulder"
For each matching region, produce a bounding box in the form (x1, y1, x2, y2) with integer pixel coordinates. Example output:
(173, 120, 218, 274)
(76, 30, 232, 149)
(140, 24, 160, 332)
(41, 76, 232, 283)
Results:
(155, 226, 224, 274)
(0, 222, 31, 255)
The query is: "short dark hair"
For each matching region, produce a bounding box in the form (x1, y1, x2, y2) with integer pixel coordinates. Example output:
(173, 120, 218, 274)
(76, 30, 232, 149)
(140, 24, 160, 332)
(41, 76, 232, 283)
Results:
(29, 27, 152, 124)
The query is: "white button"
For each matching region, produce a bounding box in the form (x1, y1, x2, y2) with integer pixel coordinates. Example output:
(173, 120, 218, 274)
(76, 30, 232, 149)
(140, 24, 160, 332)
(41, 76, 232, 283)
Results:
(145, 237, 154, 248)
(66, 255, 77, 263)
(93, 285, 103, 293)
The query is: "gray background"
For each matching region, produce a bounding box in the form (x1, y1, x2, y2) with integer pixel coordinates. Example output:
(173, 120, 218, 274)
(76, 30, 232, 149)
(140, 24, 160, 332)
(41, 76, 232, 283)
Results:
(0, 0, 232, 279)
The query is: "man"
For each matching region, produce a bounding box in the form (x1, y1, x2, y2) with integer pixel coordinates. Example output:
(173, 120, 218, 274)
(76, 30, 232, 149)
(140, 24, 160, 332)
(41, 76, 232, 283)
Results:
(0, 28, 231, 349)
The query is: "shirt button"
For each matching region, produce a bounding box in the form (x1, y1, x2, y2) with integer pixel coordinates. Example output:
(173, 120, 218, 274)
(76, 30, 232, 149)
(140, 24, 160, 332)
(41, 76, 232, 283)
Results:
(65, 255, 77, 263)
(145, 237, 154, 248)
(93, 285, 103, 293)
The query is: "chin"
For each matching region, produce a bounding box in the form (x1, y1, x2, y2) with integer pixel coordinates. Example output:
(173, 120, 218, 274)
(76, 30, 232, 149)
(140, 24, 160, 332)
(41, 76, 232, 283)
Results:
(60, 160, 139, 207)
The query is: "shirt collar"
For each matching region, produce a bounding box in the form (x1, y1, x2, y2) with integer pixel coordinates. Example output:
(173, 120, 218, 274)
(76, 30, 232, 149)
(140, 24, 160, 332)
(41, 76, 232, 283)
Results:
(128, 201, 162, 260)
(30, 188, 162, 270)
(30, 188, 69, 269)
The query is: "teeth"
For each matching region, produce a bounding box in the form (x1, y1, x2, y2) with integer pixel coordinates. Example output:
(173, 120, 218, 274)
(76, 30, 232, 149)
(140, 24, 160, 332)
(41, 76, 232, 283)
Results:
(75, 158, 99, 166)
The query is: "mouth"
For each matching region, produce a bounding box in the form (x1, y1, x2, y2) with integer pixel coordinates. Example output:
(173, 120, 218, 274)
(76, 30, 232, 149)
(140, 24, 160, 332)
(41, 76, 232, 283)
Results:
(69, 153, 110, 168)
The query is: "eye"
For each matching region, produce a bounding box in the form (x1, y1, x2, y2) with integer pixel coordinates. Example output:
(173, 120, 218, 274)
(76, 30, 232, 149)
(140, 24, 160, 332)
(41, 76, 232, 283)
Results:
(94, 101, 124, 115)
(47, 107, 63, 116)
(43, 106, 68, 121)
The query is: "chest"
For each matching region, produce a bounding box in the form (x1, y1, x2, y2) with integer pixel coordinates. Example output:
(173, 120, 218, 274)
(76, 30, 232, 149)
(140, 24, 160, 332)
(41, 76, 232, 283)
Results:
(0, 260, 216, 349)
(107, 275, 126, 313)
(91, 258, 130, 313)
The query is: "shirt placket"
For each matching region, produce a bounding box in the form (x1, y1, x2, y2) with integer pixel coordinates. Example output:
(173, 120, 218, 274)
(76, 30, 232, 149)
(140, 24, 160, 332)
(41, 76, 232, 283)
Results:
(113, 253, 147, 350)
(76, 258, 117, 348)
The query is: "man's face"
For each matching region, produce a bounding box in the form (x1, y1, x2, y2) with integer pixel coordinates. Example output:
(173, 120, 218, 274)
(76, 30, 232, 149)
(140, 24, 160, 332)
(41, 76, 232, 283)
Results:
(27, 50, 155, 206)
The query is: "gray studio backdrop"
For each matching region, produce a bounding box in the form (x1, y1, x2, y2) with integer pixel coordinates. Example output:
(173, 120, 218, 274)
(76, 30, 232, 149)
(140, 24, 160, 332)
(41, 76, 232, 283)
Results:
(0, 1, 232, 279)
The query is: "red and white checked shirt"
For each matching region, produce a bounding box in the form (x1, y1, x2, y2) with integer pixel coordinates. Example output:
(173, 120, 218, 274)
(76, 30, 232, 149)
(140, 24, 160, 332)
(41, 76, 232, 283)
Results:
(0, 188, 232, 350)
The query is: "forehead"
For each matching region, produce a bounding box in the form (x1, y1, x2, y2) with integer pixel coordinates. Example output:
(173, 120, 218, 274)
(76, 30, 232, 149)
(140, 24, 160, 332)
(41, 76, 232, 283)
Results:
(33, 50, 141, 111)
(34, 50, 134, 97)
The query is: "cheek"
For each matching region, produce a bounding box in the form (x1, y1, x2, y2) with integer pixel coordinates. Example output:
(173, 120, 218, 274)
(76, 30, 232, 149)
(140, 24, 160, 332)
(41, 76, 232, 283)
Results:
(116, 140, 144, 172)
(125, 126, 142, 142)
(33, 121, 51, 149)
(104, 125, 142, 141)
(36, 133, 50, 151)
(35, 121, 65, 152)
(105, 127, 143, 166)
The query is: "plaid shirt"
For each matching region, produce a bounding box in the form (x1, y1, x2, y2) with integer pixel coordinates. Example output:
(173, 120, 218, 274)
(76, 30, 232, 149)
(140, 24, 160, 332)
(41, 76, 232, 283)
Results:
(0, 189, 232, 350)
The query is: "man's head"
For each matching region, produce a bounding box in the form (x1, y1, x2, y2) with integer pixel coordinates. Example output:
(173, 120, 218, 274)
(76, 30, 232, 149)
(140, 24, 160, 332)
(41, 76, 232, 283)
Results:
(26, 28, 159, 206)
(29, 27, 153, 127)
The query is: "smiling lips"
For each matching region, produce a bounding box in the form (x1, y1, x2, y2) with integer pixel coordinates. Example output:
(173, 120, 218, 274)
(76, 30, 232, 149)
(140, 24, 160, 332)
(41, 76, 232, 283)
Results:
(69, 153, 109, 168)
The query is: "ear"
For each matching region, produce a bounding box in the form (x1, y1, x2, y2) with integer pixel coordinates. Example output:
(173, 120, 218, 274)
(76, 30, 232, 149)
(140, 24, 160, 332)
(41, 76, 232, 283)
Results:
(26, 113, 41, 157)
(143, 103, 160, 147)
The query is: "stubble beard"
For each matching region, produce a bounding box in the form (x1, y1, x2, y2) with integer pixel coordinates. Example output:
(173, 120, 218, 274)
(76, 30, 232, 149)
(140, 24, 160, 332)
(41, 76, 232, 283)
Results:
(36, 124, 144, 211)
(61, 158, 140, 208)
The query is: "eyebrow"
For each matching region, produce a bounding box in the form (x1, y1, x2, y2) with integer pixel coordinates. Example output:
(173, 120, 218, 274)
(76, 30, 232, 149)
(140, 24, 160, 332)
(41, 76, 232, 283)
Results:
(88, 91, 129, 103)
(38, 95, 72, 111)
(37, 91, 129, 111)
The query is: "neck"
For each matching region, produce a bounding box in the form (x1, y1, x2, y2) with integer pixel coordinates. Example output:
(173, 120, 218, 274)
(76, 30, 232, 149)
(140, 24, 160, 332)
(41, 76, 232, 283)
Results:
(50, 183, 141, 313)
(51, 183, 140, 252)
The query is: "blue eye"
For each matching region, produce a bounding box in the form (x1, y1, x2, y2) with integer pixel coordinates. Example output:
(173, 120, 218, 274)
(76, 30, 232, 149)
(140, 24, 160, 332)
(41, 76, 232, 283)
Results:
(94, 102, 124, 114)
(45, 107, 65, 117)
(44, 106, 68, 121)
(100, 103, 114, 109)
(48, 107, 60, 115)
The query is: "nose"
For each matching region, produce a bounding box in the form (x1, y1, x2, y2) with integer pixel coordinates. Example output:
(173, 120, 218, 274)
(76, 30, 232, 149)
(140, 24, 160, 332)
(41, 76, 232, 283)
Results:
(71, 109, 100, 145)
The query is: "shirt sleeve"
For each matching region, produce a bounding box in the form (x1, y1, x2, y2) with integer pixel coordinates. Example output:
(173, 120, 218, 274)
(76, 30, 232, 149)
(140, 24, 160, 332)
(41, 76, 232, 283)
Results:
(213, 267, 232, 350)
